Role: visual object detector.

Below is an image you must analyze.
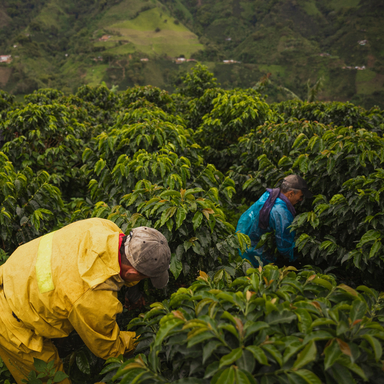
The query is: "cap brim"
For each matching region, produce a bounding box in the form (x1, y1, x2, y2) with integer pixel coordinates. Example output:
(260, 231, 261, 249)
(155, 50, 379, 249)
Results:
(150, 270, 169, 289)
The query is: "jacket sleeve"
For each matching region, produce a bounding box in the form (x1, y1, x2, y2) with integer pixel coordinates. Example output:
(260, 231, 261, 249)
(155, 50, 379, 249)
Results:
(270, 206, 296, 261)
(68, 288, 137, 359)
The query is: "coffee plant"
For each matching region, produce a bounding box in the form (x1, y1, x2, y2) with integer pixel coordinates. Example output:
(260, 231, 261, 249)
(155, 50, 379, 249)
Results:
(291, 168, 384, 287)
(101, 264, 384, 384)
(0, 102, 93, 197)
(273, 99, 384, 133)
(0, 152, 65, 253)
(0, 64, 383, 383)
(22, 358, 68, 384)
(119, 85, 176, 114)
(175, 63, 219, 99)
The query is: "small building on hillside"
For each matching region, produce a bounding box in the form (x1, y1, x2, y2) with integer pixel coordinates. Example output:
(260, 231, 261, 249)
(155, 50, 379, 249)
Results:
(99, 35, 111, 42)
(140, 58, 149, 62)
(0, 55, 12, 63)
(342, 65, 366, 70)
(175, 57, 186, 64)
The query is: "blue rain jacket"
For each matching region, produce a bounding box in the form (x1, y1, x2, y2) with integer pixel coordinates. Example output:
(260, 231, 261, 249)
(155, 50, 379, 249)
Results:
(236, 191, 296, 266)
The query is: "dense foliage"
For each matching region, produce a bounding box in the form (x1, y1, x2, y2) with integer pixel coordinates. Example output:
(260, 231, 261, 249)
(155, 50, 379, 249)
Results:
(0, 64, 383, 383)
(102, 265, 384, 384)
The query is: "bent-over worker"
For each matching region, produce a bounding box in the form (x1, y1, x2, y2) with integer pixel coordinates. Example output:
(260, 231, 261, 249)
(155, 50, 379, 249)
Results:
(236, 175, 312, 267)
(0, 218, 171, 383)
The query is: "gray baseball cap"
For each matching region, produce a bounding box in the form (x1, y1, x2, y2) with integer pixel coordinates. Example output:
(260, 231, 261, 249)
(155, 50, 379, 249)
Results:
(282, 174, 313, 198)
(124, 227, 171, 289)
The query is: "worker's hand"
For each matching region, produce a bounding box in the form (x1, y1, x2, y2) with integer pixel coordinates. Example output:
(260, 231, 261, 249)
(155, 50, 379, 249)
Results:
(124, 295, 146, 310)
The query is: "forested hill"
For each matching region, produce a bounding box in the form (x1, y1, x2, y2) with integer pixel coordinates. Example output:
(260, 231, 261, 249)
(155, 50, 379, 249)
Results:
(0, 0, 383, 108)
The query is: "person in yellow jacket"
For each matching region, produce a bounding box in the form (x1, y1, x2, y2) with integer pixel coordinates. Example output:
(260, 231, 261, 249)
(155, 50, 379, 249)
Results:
(0, 218, 171, 384)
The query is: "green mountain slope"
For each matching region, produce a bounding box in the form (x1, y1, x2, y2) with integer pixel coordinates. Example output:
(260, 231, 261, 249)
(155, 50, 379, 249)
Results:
(96, 3, 203, 57)
(179, 0, 384, 107)
(0, 0, 383, 108)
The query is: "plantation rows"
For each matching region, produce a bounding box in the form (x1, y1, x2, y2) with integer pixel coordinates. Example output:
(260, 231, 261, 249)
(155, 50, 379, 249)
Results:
(1, 64, 384, 383)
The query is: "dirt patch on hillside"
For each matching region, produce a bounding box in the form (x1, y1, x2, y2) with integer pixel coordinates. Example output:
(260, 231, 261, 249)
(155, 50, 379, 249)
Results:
(0, 9, 11, 29)
(0, 67, 12, 86)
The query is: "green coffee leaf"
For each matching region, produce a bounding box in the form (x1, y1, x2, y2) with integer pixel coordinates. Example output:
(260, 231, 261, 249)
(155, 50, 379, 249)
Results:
(160, 206, 177, 227)
(159, 190, 181, 198)
(203, 340, 223, 364)
(154, 319, 183, 348)
(337, 284, 358, 297)
(235, 368, 256, 384)
(369, 240, 381, 259)
(187, 331, 215, 347)
(261, 344, 283, 367)
(312, 277, 333, 290)
(203, 358, 220, 379)
(175, 207, 187, 229)
(349, 299, 367, 323)
(282, 339, 304, 364)
(244, 322, 269, 341)
(219, 348, 243, 368)
(53, 371, 69, 382)
(292, 341, 317, 370)
(357, 230, 381, 247)
(184, 188, 204, 198)
(33, 358, 47, 373)
(245, 346, 269, 366)
(303, 331, 333, 344)
(289, 369, 322, 384)
(336, 356, 368, 381)
(265, 310, 296, 325)
(294, 308, 312, 333)
(292, 133, 308, 149)
(362, 335, 382, 362)
(192, 211, 203, 231)
(328, 363, 355, 384)
(324, 340, 342, 370)
(216, 366, 235, 384)
(170, 250, 183, 280)
(75, 350, 90, 375)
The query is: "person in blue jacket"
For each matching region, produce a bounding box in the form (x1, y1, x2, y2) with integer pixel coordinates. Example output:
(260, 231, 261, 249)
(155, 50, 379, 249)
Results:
(236, 175, 312, 267)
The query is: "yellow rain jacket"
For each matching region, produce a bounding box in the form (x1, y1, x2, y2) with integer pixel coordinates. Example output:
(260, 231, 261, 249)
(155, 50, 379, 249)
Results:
(0, 218, 137, 383)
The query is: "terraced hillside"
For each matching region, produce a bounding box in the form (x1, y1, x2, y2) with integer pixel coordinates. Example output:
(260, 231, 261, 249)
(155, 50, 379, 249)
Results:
(0, 0, 383, 108)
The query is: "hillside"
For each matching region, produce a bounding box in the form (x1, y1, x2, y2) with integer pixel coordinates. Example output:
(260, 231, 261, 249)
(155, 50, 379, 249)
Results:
(185, 0, 384, 107)
(0, 0, 383, 108)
